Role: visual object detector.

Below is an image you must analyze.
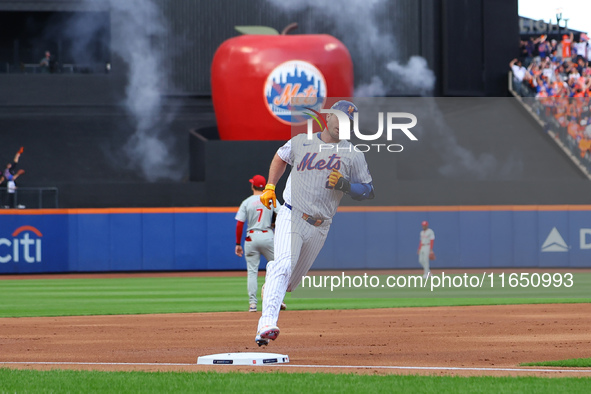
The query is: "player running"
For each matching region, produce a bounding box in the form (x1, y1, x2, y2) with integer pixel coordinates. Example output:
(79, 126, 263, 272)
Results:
(235, 175, 281, 312)
(255, 100, 374, 346)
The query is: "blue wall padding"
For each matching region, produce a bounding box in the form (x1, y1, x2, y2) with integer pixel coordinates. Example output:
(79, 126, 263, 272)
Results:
(0, 208, 589, 273)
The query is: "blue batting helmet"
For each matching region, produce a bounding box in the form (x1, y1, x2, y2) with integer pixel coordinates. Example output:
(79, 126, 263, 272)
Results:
(330, 100, 358, 121)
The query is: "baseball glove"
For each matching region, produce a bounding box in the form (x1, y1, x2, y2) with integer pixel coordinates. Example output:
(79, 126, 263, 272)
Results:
(429, 250, 436, 261)
(260, 184, 276, 209)
(327, 169, 351, 193)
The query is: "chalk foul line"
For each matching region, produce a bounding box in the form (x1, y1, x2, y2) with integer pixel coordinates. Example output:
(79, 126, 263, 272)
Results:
(0, 361, 589, 373)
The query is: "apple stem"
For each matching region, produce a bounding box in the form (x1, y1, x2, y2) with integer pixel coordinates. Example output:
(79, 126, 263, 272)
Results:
(281, 23, 299, 35)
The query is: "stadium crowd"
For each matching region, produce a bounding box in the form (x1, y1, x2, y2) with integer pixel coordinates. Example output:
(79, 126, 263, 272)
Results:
(511, 32, 591, 164)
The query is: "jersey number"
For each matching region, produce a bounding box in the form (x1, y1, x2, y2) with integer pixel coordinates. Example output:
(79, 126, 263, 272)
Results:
(256, 208, 263, 222)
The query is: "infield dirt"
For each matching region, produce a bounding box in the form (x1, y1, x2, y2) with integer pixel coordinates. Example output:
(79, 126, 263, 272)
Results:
(0, 303, 590, 377)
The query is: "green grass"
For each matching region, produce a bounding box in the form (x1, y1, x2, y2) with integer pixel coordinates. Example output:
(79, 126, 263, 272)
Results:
(0, 276, 589, 318)
(0, 369, 590, 394)
(1, 276, 589, 392)
(521, 358, 591, 368)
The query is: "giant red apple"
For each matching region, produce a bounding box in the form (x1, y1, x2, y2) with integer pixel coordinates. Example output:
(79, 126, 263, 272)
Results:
(211, 27, 354, 141)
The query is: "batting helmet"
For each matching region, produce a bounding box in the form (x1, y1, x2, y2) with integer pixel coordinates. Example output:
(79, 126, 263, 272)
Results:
(331, 100, 358, 121)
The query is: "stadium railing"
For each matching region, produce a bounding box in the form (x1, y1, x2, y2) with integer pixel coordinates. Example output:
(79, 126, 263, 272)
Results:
(0, 187, 59, 209)
(508, 71, 591, 179)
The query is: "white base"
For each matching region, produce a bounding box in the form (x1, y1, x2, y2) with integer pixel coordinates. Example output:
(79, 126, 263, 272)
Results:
(197, 352, 289, 366)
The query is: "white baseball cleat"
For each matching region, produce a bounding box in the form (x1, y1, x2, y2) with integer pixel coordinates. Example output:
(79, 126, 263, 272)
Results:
(423, 271, 431, 280)
(249, 304, 257, 312)
(255, 325, 280, 346)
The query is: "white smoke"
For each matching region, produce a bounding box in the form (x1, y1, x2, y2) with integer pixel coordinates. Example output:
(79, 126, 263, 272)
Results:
(354, 76, 387, 97)
(265, 0, 435, 96)
(386, 57, 436, 94)
(109, 0, 179, 181)
(67, 0, 179, 181)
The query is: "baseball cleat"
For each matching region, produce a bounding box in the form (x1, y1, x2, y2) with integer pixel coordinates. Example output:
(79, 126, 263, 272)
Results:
(255, 335, 269, 347)
(254, 325, 280, 347)
(280, 302, 287, 310)
(249, 304, 257, 312)
(258, 325, 280, 341)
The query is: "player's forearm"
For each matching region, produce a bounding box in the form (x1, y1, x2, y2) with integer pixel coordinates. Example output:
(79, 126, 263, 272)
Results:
(267, 153, 287, 186)
(348, 182, 374, 201)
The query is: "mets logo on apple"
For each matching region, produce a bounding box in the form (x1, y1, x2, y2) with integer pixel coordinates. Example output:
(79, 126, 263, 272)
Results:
(264, 60, 327, 125)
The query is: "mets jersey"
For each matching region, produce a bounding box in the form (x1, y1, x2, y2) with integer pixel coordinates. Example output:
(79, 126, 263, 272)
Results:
(277, 132, 372, 220)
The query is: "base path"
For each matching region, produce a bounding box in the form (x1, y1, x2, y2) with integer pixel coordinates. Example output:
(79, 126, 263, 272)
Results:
(0, 304, 590, 377)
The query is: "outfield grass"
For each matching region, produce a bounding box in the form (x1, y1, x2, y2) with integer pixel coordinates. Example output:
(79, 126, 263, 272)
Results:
(0, 276, 589, 318)
(0, 369, 590, 394)
(521, 358, 591, 368)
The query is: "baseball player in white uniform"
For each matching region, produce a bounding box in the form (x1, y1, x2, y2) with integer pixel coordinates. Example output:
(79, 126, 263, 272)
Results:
(235, 175, 281, 312)
(418, 220, 435, 279)
(255, 100, 374, 346)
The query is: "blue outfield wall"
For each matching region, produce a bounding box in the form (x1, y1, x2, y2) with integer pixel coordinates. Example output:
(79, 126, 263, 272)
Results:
(0, 207, 590, 274)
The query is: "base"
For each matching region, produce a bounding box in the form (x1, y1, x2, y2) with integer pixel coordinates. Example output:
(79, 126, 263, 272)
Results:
(197, 352, 289, 365)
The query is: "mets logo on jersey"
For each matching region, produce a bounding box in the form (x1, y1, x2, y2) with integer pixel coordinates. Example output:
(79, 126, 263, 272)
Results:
(264, 60, 327, 125)
(296, 153, 341, 172)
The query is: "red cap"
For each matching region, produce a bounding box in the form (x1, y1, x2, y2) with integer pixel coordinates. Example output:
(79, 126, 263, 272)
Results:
(422, 221, 429, 226)
(249, 175, 266, 188)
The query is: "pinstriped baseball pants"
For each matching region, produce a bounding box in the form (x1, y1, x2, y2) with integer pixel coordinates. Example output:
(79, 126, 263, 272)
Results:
(258, 205, 329, 331)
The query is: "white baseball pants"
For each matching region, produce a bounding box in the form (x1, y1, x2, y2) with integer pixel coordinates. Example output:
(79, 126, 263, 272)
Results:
(418, 245, 431, 275)
(257, 205, 329, 331)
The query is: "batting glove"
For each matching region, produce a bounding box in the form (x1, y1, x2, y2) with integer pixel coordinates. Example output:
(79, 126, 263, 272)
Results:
(17, 146, 24, 155)
(328, 169, 351, 193)
(260, 184, 277, 209)
(327, 169, 342, 188)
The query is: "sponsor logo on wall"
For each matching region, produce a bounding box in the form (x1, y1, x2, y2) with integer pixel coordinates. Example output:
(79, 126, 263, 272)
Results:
(0, 225, 42, 263)
(541, 227, 591, 252)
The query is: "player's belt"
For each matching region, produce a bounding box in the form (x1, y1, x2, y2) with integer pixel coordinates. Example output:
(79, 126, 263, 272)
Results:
(248, 230, 268, 233)
(285, 203, 324, 227)
(302, 213, 324, 227)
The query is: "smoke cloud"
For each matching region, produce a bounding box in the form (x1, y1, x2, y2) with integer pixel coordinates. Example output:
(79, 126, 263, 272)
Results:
(265, 0, 435, 96)
(64, 0, 179, 181)
(108, 0, 179, 181)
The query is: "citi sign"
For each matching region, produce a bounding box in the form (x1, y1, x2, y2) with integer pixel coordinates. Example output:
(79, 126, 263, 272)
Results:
(0, 225, 42, 263)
